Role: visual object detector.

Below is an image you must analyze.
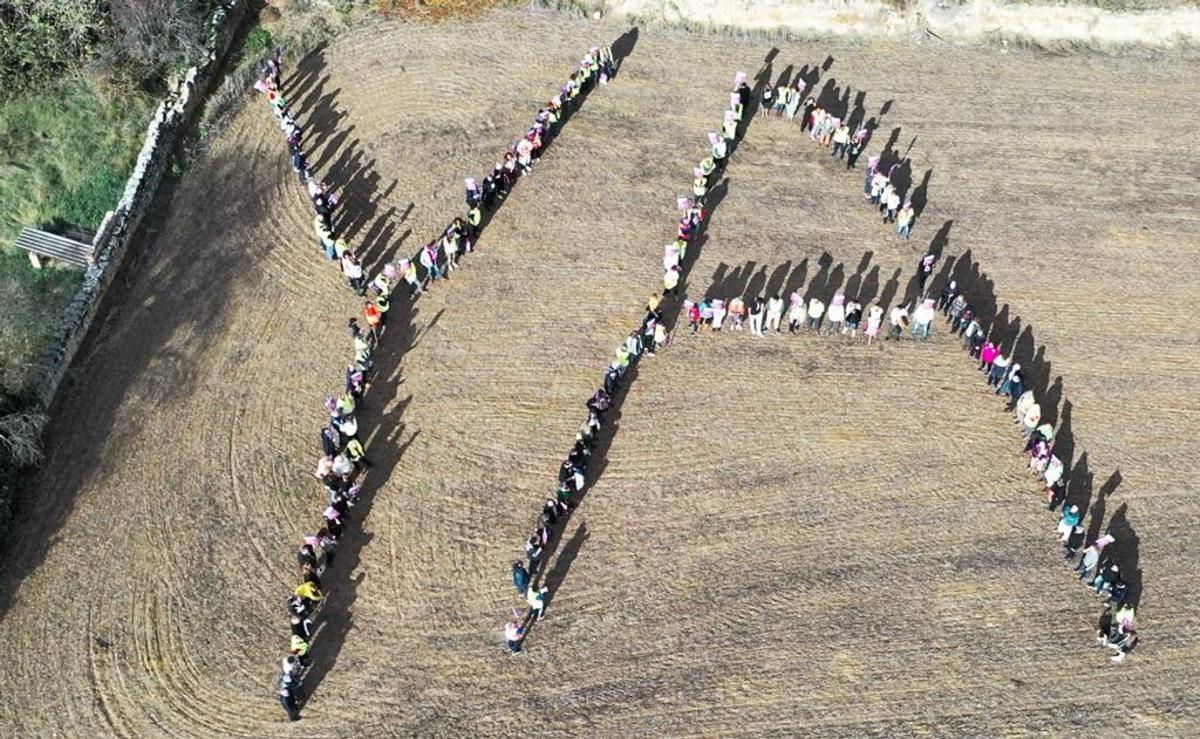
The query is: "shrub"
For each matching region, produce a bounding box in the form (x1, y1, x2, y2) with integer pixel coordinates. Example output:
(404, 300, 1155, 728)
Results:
(0, 0, 107, 95)
(245, 25, 274, 57)
(105, 0, 207, 87)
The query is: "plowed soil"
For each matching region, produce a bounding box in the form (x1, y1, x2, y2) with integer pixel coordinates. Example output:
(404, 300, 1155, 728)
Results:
(1, 8, 1199, 737)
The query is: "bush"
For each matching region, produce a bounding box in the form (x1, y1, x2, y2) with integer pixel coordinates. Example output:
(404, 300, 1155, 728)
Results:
(245, 25, 274, 57)
(0, 0, 107, 95)
(105, 0, 208, 88)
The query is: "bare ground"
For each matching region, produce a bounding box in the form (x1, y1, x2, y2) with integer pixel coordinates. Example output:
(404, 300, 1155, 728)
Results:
(0, 8, 1198, 737)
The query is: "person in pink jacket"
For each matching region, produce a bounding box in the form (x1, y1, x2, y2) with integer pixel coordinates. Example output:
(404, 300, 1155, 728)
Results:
(979, 341, 998, 373)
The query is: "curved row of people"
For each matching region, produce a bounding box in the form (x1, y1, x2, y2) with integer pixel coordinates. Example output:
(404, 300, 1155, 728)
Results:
(505, 71, 753, 652)
(254, 46, 617, 718)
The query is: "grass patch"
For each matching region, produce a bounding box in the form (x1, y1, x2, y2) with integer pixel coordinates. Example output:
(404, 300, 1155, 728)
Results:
(0, 248, 82, 396)
(0, 75, 149, 394)
(0, 76, 153, 243)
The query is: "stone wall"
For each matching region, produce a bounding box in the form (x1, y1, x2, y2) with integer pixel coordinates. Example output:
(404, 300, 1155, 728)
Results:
(32, 0, 251, 408)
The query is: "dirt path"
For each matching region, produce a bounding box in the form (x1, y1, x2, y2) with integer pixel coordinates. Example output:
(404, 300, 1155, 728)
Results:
(0, 8, 1198, 736)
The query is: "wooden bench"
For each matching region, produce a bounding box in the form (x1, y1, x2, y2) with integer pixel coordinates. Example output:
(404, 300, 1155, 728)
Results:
(13, 227, 95, 269)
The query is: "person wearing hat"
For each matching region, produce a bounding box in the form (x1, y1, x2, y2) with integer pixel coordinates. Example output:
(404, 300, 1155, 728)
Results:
(787, 291, 805, 333)
(722, 110, 737, 142)
(824, 293, 847, 336)
(710, 132, 728, 162)
(911, 298, 936, 341)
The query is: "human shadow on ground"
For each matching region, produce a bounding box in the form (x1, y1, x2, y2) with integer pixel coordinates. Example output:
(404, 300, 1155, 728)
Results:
(519, 522, 589, 643)
(525, 51, 777, 628)
(296, 30, 642, 700)
(933, 252, 1141, 608)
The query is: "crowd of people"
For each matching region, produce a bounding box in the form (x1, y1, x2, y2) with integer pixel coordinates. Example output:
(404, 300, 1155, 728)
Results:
(678, 96, 1141, 658)
(760, 78, 871, 170)
(256, 45, 616, 718)
(759, 75, 926, 239)
(503, 71, 754, 653)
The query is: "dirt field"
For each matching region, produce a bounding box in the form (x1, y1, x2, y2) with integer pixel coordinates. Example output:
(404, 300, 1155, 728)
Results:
(1, 7, 1199, 736)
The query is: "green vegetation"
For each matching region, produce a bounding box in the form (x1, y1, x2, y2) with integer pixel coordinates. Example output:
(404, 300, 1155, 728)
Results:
(0, 249, 82, 396)
(0, 78, 153, 242)
(0, 78, 153, 398)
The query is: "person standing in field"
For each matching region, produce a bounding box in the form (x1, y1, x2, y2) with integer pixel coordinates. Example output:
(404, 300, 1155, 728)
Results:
(664, 265, 681, 297)
(831, 123, 851, 160)
(1057, 504, 1082, 542)
(785, 291, 803, 333)
(505, 618, 525, 653)
(864, 304, 884, 346)
(824, 293, 846, 335)
(843, 298, 863, 336)
(896, 202, 915, 238)
(400, 257, 422, 295)
(512, 561, 530, 595)
(883, 186, 901, 224)
(747, 295, 766, 336)
(916, 251, 937, 294)
(886, 304, 909, 341)
(765, 294, 785, 333)
(710, 298, 727, 331)
(526, 585, 548, 622)
(806, 295, 826, 331)
(938, 280, 958, 313)
(728, 296, 746, 331)
(341, 251, 366, 295)
(911, 298, 935, 341)
(988, 353, 1010, 388)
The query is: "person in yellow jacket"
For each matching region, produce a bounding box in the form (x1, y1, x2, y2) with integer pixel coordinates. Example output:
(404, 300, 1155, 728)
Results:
(295, 580, 323, 605)
(663, 265, 681, 297)
(314, 215, 335, 260)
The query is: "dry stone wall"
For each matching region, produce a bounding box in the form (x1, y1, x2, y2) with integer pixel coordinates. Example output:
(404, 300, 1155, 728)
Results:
(33, 0, 250, 408)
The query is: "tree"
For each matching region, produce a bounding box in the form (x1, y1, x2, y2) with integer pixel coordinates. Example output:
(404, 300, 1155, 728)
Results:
(0, 409, 47, 467)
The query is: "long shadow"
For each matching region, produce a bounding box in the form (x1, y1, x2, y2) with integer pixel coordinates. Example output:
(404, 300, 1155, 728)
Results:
(296, 306, 428, 704)
(0, 60, 287, 617)
(521, 521, 590, 643)
(293, 34, 641, 704)
(933, 253, 1141, 619)
(525, 51, 776, 620)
